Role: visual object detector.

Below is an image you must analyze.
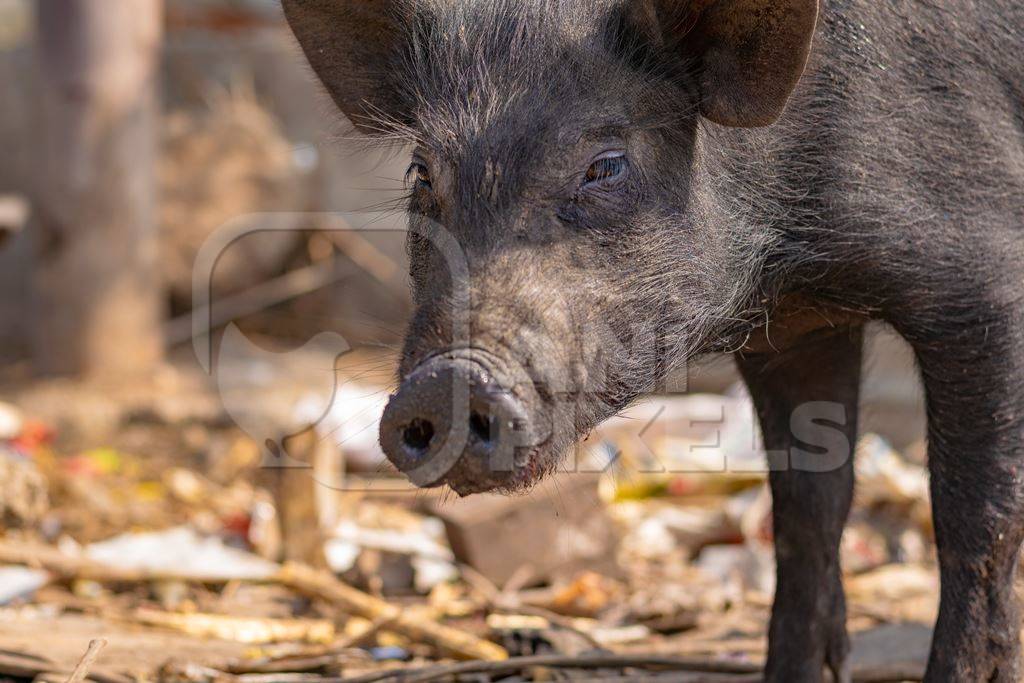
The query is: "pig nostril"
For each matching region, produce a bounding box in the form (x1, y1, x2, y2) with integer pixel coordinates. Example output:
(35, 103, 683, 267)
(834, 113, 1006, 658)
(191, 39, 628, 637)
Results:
(469, 411, 492, 443)
(402, 418, 435, 453)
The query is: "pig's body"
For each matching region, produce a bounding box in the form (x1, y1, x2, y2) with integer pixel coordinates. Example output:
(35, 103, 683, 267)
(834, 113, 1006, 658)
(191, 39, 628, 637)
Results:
(739, 0, 1024, 325)
(730, 3, 1024, 680)
(285, 0, 1024, 680)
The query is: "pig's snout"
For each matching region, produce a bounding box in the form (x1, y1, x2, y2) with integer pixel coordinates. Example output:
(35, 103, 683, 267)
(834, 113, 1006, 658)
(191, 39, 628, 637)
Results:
(379, 354, 534, 494)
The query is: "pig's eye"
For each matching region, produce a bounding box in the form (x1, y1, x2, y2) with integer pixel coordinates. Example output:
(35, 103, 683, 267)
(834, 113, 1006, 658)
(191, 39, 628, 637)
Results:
(583, 151, 628, 187)
(406, 161, 432, 189)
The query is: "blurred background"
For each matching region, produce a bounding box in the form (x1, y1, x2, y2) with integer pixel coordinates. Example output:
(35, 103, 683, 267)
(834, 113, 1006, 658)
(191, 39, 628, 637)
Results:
(0, 2, 936, 681)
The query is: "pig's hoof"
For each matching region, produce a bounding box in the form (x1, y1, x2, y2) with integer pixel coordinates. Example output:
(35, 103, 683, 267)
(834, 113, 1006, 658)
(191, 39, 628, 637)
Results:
(828, 660, 852, 683)
(764, 614, 849, 683)
(826, 623, 851, 683)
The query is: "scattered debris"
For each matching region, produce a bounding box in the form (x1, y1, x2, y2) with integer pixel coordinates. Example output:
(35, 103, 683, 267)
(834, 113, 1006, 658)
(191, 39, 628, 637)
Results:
(85, 527, 279, 581)
(324, 509, 457, 594)
(0, 400, 23, 439)
(0, 404, 49, 529)
(278, 562, 509, 662)
(129, 609, 334, 645)
(0, 378, 940, 681)
(0, 448, 48, 528)
(0, 566, 49, 605)
(430, 474, 617, 587)
(856, 434, 929, 506)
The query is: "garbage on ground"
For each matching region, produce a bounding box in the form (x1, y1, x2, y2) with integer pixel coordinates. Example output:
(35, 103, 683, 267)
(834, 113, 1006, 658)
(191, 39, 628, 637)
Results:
(0, 401, 24, 440)
(855, 433, 929, 507)
(0, 448, 48, 528)
(324, 503, 457, 593)
(597, 391, 767, 502)
(0, 566, 49, 605)
(846, 563, 937, 604)
(85, 526, 279, 580)
(0, 378, 941, 681)
(430, 473, 617, 587)
(695, 544, 775, 597)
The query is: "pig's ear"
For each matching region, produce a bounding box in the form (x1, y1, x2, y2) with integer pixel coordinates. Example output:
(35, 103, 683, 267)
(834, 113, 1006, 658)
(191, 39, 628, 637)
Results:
(648, 0, 819, 127)
(282, 0, 409, 133)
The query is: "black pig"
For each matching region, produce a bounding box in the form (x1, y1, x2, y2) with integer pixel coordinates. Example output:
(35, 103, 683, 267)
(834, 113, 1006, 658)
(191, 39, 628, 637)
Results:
(283, 1, 1024, 680)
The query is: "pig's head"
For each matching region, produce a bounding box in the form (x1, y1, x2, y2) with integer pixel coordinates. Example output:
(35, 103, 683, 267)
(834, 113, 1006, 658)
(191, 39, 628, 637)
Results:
(284, 0, 818, 494)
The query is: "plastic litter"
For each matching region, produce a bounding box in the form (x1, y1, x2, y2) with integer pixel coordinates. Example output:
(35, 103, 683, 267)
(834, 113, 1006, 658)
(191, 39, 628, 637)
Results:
(0, 402, 24, 441)
(324, 512, 457, 593)
(85, 526, 278, 580)
(0, 566, 49, 605)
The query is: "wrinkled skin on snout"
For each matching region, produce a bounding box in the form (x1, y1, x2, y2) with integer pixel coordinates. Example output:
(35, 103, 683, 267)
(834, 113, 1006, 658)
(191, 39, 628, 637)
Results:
(284, 0, 803, 494)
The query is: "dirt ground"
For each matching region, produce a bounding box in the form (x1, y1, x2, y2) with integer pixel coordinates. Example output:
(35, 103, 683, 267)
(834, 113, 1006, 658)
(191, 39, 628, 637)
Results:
(0, 342, 949, 683)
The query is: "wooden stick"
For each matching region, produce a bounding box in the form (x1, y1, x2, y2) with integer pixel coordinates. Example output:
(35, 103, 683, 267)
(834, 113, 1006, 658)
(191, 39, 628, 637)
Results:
(261, 427, 331, 568)
(0, 540, 506, 662)
(317, 216, 402, 288)
(276, 562, 508, 662)
(164, 258, 356, 345)
(0, 539, 138, 582)
(65, 639, 106, 683)
(458, 563, 604, 650)
(127, 608, 335, 645)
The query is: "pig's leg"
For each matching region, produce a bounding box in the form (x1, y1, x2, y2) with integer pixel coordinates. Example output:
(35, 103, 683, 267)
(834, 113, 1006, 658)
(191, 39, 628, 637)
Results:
(913, 338, 1024, 682)
(737, 327, 862, 683)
